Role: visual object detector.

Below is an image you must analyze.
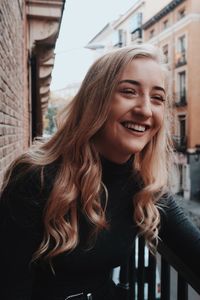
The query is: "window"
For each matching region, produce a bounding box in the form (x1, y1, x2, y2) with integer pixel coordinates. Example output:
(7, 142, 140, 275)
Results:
(178, 35, 186, 53)
(178, 115, 186, 142)
(178, 8, 185, 20)
(112, 29, 126, 47)
(163, 19, 169, 30)
(173, 115, 187, 151)
(175, 71, 187, 105)
(129, 13, 142, 33)
(163, 44, 169, 63)
(176, 35, 186, 67)
(122, 31, 127, 46)
(178, 71, 186, 103)
(149, 29, 155, 38)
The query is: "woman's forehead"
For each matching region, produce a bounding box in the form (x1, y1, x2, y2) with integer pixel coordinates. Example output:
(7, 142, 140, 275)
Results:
(119, 58, 165, 89)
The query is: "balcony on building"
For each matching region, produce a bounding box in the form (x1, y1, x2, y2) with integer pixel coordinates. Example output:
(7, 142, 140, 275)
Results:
(175, 50, 187, 68)
(130, 13, 142, 42)
(131, 28, 142, 42)
(173, 135, 187, 152)
(174, 89, 187, 107)
(112, 29, 126, 48)
(130, 12, 143, 43)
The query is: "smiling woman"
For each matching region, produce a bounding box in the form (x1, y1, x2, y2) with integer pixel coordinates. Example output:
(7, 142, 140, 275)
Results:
(1, 44, 200, 300)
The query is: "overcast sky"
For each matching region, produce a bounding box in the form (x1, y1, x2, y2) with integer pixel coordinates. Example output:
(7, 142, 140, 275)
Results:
(50, 0, 136, 91)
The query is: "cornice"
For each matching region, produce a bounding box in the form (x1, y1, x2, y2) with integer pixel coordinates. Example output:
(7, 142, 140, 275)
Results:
(147, 13, 200, 44)
(142, 0, 186, 30)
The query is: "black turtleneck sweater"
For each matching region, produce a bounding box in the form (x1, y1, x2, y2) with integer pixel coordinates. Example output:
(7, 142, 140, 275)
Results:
(0, 157, 200, 299)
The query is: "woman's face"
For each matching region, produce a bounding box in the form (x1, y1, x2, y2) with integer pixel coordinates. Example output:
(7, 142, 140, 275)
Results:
(95, 57, 166, 163)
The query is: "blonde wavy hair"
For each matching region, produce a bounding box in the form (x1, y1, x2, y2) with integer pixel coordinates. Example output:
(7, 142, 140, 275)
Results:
(3, 44, 174, 261)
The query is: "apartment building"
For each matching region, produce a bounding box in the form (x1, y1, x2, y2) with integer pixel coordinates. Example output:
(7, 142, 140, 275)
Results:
(86, 0, 200, 199)
(86, 1, 145, 51)
(143, 0, 200, 199)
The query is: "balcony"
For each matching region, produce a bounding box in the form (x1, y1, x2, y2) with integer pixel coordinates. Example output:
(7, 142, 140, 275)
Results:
(114, 237, 200, 299)
(174, 91, 187, 107)
(175, 51, 187, 68)
(131, 28, 142, 42)
(112, 29, 126, 48)
(173, 135, 187, 152)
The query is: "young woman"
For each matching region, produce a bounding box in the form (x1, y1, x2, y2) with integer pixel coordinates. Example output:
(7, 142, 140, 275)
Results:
(1, 44, 200, 300)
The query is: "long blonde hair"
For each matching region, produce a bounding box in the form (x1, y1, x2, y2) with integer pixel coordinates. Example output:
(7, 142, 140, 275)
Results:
(3, 44, 174, 260)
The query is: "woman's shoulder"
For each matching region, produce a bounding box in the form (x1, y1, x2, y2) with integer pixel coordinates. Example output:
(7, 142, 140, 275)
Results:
(0, 158, 60, 228)
(158, 192, 179, 210)
(2, 156, 60, 194)
(157, 192, 190, 228)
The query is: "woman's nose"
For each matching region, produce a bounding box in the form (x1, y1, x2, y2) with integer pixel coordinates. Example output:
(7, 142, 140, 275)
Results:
(132, 95, 153, 118)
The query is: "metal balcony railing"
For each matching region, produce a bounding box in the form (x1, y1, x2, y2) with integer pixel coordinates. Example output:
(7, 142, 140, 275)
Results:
(173, 135, 187, 152)
(175, 51, 187, 68)
(115, 237, 200, 300)
(174, 91, 187, 107)
(131, 28, 142, 42)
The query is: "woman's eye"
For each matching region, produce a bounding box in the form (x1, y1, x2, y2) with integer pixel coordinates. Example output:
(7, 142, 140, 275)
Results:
(121, 89, 137, 95)
(151, 95, 166, 102)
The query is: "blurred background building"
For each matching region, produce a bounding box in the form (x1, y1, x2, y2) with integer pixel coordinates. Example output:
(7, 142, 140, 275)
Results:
(43, 82, 80, 136)
(86, 0, 200, 200)
(0, 0, 65, 185)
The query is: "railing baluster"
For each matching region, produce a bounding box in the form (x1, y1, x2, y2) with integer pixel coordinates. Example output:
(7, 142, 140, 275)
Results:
(119, 261, 129, 287)
(128, 243, 136, 300)
(177, 274, 188, 300)
(148, 252, 156, 299)
(161, 256, 170, 300)
(138, 237, 145, 300)
(118, 260, 129, 300)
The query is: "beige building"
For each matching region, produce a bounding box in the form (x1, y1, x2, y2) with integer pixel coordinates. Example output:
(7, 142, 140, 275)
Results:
(143, 0, 200, 198)
(86, 1, 144, 50)
(86, 0, 200, 199)
(0, 0, 65, 185)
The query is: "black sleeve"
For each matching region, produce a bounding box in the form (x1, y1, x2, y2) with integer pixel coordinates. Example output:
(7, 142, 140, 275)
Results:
(158, 194, 200, 278)
(0, 164, 48, 300)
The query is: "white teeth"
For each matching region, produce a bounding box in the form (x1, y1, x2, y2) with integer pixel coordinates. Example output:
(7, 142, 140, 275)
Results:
(123, 122, 146, 132)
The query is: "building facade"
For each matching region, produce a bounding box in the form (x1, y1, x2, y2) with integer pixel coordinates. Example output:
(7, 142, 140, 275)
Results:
(0, 0, 65, 186)
(86, 0, 200, 199)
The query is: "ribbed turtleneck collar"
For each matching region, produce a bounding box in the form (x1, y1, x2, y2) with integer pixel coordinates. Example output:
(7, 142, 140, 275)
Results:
(100, 155, 134, 178)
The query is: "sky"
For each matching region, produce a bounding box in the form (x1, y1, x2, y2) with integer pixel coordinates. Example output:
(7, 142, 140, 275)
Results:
(50, 0, 136, 91)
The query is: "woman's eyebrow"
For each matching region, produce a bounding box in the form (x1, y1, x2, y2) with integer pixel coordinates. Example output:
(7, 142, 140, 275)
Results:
(118, 79, 140, 86)
(118, 79, 166, 94)
(153, 86, 166, 94)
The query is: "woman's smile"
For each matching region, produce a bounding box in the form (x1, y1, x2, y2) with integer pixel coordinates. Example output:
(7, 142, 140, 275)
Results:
(121, 121, 150, 133)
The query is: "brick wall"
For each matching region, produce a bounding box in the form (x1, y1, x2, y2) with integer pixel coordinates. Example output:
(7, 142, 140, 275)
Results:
(0, 0, 29, 186)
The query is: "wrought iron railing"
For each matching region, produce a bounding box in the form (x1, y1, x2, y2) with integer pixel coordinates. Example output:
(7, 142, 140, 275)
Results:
(175, 51, 187, 68)
(115, 237, 200, 299)
(174, 91, 187, 107)
(173, 135, 187, 152)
